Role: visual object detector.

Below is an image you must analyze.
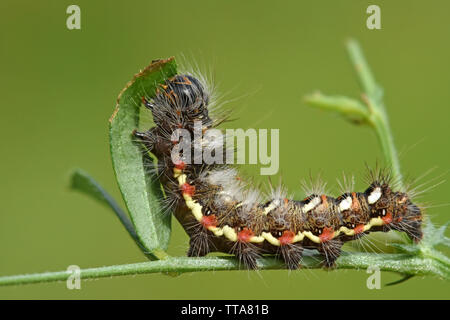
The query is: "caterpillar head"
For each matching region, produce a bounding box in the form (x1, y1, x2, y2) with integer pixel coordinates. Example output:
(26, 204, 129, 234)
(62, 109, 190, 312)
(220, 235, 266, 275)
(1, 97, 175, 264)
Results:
(365, 183, 423, 242)
(149, 74, 212, 129)
(390, 192, 423, 243)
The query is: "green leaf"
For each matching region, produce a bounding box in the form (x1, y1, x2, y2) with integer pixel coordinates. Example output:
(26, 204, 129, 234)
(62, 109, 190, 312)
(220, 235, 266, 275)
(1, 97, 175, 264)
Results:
(304, 92, 370, 124)
(389, 243, 420, 255)
(346, 38, 384, 103)
(443, 237, 450, 248)
(421, 220, 449, 248)
(109, 58, 177, 259)
(385, 274, 414, 286)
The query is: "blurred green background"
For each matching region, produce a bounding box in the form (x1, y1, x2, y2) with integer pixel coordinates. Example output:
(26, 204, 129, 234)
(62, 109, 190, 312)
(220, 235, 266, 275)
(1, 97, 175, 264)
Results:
(0, 0, 449, 299)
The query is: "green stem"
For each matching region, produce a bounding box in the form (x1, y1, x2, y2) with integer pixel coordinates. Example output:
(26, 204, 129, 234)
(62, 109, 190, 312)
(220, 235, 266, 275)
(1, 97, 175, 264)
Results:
(370, 111, 403, 188)
(305, 39, 404, 189)
(346, 39, 382, 102)
(0, 253, 447, 287)
(345, 39, 403, 188)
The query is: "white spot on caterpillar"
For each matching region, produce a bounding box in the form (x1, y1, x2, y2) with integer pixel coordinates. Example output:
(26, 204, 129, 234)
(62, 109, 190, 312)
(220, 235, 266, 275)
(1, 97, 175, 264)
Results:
(368, 187, 382, 204)
(263, 199, 281, 214)
(339, 196, 352, 211)
(303, 197, 321, 213)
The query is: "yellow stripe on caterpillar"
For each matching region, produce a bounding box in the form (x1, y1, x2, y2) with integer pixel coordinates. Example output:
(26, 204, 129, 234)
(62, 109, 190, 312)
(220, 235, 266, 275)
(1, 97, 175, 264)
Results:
(173, 168, 405, 249)
(262, 232, 281, 246)
(173, 168, 182, 178)
(249, 235, 265, 243)
(177, 173, 187, 185)
(222, 225, 237, 241)
(208, 226, 224, 237)
(369, 217, 384, 227)
(292, 232, 305, 243)
(338, 226, 355, 236)
(303, 231, 321, 244)
(183, 194, 203, 221)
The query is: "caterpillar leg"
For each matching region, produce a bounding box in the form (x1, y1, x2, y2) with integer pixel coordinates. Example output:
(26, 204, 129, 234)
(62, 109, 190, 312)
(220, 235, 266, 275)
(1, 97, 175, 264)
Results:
(318, 239, 343, 268)
(133, 129, 157, 152)
(279, 243, 304, 270)
(231, 241, 261, 270)
(186, 223, 213, 257)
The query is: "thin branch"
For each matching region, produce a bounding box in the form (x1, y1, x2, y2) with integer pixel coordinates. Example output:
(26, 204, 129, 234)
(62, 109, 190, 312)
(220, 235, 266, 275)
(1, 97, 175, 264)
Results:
(0, 253, 447, 287)
(345, 39, 403, 188)
(304, 39, 404, 189)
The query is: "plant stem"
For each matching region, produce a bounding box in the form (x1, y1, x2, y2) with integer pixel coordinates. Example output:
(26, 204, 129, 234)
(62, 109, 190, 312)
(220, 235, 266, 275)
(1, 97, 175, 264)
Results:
(0, 253, 447, 287)
(370, 111, 403, 188)
(345, 39, 403, 189)
(305, 39, 404, 189)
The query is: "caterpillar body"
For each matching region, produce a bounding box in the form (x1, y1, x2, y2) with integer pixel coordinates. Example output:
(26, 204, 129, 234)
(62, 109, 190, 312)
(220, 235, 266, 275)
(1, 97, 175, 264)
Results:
(134, 72, 423, 269)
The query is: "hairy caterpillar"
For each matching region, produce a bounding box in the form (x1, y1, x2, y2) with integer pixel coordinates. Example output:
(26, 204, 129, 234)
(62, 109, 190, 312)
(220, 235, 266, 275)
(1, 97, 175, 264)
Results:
(133, 71, 423, 270)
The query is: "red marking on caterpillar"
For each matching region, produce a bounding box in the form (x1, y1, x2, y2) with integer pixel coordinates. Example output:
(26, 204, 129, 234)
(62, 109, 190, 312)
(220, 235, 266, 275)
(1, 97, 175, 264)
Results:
(319, 227, 334, 243)
(382, 212, 393, 224)
(279, 231, 295, 245)
(181, 183, 195, 196)
(351, 192, 360, 211)
(320, 195, 328, 207)
(238, 228, 254, 243)
(134, 71, 425, 270)
(354, 224, 365, 235)
(201, 215, 217, 228)
(174, 161, 186, 170)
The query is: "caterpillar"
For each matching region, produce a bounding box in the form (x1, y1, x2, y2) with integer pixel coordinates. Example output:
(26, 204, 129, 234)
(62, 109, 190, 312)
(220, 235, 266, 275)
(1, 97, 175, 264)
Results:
(133, 71, 423, 270)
